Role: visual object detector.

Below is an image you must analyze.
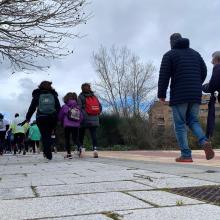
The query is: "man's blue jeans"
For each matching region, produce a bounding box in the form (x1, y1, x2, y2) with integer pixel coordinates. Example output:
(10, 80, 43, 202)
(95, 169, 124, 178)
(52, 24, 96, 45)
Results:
(171, 103, 207, 158)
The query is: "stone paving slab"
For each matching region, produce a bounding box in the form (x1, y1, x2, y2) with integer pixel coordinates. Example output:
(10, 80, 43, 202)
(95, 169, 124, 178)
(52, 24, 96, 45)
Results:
(0, 187, 34, 200)
(60, 173, 139, 185)
(0, 192, 151, 220)
(0, 153, 220, 219)
(37, 181, 152, 197)
(135, 177, 218, 189)
(116, 204, 220, 220)
(128, 190, 204, 206)
(184, 173, 220, 183)
(0, 177, 64, 188)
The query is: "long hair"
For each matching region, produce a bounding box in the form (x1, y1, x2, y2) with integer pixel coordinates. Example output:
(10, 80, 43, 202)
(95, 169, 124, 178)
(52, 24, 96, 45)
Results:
(63, 92, 77, 104)
(38, 81, 53, 90)
(81, 83, 92, 93)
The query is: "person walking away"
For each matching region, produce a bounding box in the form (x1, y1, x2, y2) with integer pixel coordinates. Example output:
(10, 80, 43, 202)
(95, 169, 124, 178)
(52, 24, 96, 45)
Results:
(158, 33, 215, 162)
(28, 121, 41, 154)
(10, 113, 29, 155)
(23, 81, 61, 160)
(202, 51, 220, 138)
(0, 113, 9, 155)
(24, 126, 30, 153)
(59, 92, 83, 159)
(78, 83, 102, 158)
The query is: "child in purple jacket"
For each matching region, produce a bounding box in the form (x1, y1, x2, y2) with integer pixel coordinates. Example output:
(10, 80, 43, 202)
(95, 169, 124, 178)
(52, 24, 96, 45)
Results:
(59, 92, 83, 159)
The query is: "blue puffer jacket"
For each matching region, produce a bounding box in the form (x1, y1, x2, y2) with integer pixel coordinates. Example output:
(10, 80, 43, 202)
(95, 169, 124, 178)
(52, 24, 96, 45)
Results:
(158, 38, 207, 106)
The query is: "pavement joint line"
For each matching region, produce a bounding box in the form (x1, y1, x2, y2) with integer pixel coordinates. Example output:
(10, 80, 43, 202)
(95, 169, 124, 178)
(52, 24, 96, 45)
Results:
(30, 185, 39, 198)
(122, 191, 159, 208)
(18, 207, 160, 220)
(87, 169, 97, 172)
(8, 189, 155, 200)
(1, 188, 191, 201)
(72, 172, 84, 177)
(20, 203, 212, 220)
(123, 191, 205, 208)
(131, 179, 156, 188)
(74, 179, 137, 185)
(104, 211, 123, 220)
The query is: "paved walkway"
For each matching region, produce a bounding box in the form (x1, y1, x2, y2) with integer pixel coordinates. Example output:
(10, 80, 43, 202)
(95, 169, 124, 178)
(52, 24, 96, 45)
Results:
(95, 150, 220, 167)
(0, 151, 219, 220)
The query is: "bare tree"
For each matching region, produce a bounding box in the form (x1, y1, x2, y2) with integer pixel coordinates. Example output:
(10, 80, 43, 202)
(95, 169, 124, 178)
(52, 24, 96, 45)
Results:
(0, 0, 89, 71)
(93, 46, 156, 117)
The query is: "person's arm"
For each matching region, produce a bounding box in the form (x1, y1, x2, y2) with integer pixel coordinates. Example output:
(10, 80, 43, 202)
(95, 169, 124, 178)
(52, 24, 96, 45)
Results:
(200, 56, 207, 83)
(54, 95, 61, 113)
(158, 53, 172, 101)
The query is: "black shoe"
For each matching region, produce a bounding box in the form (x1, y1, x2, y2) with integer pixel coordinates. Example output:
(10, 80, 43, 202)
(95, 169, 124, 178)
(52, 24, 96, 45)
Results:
(78, 147, 82, 158)
(44, 148, 52, 160)
(23, 151, 26, 155)
(64, 154, 73, 159)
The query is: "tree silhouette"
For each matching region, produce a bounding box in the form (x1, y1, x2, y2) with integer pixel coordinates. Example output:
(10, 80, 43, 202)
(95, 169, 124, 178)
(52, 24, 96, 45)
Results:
(0, 0, 89, 71)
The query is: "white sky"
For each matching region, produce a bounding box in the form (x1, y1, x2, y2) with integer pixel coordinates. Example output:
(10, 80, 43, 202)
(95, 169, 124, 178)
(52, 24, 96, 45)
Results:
(0, 0, 220, 120)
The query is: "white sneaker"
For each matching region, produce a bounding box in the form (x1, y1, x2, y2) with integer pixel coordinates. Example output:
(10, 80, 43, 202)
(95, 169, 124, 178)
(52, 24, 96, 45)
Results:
(93, 150, 98, 158)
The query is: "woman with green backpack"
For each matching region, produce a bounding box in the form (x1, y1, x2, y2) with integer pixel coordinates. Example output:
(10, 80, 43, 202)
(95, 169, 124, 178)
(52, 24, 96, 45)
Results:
(23, 81, 61, 160)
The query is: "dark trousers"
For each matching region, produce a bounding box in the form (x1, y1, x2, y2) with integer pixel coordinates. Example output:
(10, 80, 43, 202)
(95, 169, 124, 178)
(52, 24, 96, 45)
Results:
(64, 127, 80, 154)
(37, 116, 57, 160)
(79, 127, 97, 151)
(14, 133, 25, 154)
(30, 140, 40, 153)
(0, 131, 6, 154)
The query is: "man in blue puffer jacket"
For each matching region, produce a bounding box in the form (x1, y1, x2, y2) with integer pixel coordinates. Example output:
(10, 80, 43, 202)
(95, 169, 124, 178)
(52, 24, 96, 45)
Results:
(158, 33, 215, 162)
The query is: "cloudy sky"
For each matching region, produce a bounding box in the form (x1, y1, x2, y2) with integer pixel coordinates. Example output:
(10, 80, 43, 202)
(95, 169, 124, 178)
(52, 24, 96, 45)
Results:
(1, 0, 220, 120)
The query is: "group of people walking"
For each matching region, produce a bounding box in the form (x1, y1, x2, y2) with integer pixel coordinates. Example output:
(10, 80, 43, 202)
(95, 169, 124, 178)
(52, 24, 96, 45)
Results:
(0, 113, 41, 155)
(158, 33, 220, 162)
(0, 33, 219, 163)
(0, 82, 102, 160)
(19, 81, 101, 160)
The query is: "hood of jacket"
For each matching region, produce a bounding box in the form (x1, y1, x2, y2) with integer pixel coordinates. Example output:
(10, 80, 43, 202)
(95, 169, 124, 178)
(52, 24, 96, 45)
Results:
(172, 38, 190, 50)
(80, 91, 94, 97)
(66, 99, 78, 107)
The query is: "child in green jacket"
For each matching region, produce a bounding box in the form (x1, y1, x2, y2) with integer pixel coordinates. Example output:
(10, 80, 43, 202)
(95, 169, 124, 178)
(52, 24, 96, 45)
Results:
(29, 121, 41, 153)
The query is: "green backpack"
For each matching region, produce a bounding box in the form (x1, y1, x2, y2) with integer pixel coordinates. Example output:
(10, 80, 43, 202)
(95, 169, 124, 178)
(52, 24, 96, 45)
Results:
(38, 93, 56, 115)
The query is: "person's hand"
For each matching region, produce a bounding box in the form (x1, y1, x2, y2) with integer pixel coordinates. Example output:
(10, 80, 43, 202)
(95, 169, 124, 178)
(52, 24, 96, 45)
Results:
(159, 98, 166, 104)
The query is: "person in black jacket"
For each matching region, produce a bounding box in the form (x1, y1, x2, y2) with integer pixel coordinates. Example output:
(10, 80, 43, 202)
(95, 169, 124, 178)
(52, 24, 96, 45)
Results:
(203, 51, 220, 94)
(158, 33, 215, 162)
(202, 51, 220, 138)
(24, 81, 61, 160)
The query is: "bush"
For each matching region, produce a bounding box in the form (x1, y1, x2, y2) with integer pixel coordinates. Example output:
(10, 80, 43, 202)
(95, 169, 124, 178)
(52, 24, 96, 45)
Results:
(118, 116, 154, 150)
